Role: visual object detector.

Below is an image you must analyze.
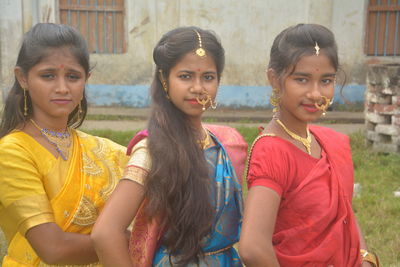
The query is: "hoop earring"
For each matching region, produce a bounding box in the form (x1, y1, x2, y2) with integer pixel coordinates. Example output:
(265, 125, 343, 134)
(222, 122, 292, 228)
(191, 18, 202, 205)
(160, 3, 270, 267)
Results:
(23, 88, 28, 116)
(158, 69, 170, 99)
(78, 101, 83, 121)
(210, 98, 218, 109)
(270, 88, 280, 113)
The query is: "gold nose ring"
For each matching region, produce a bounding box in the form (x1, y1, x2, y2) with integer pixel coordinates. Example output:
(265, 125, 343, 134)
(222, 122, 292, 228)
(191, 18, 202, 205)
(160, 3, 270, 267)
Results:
(314, 96, 330, 111)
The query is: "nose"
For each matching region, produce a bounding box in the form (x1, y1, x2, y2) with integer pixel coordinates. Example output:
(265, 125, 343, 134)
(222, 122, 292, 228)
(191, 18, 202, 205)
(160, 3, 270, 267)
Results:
(307, 82, 322, 101)
(55, 77, 69, 94)
(190, 78, 204, 94)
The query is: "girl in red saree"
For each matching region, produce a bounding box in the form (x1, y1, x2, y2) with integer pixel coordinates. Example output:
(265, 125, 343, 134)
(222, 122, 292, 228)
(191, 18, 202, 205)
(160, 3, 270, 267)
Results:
(239, 24, 379, 267)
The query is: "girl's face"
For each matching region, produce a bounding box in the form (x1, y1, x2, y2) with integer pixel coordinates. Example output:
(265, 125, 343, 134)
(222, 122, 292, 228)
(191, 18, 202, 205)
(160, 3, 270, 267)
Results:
(276, 53, 336, 124)
(168, 51, 219, 123)
(16, 48, 87, 127)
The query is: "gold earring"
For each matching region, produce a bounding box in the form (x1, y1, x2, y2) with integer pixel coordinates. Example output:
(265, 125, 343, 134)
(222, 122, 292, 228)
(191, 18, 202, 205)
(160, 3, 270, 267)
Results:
(158, 69, 170, 99)
(78, 101, 83, 120)
(210, 98, 218, 109)
(270, 88, 280, 113)
(23, 88, 28, 116)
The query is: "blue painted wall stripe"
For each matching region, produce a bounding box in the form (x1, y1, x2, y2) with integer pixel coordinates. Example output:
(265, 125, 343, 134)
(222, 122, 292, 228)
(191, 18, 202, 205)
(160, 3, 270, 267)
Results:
(86, 84, 366, 108)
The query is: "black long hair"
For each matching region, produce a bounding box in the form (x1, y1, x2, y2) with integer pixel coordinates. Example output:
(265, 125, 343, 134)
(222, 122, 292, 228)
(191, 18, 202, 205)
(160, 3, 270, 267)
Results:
(0, 23, 90, 138)
(269, 23, 339, 78)
(145, 26, 225, 265)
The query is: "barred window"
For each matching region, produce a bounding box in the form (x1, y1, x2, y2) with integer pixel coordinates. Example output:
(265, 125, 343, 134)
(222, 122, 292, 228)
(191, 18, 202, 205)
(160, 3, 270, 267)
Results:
(365, 0, 400, 56)
(59, 0, 125, 54)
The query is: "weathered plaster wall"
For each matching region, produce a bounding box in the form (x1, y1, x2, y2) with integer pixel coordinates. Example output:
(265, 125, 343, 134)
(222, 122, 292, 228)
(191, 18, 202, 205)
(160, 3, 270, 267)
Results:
(88, 0, 370, 87)
(0, 0, 388, 107)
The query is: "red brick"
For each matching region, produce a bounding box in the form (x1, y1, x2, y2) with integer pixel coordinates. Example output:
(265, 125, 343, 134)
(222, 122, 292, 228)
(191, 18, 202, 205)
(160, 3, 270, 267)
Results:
(393, 115, 400, 126)
(372, 104, 398, 115)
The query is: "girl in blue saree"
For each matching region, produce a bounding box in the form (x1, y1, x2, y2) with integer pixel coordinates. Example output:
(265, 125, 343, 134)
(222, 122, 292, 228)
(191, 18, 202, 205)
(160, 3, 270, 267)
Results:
(92, 26, 244, 267)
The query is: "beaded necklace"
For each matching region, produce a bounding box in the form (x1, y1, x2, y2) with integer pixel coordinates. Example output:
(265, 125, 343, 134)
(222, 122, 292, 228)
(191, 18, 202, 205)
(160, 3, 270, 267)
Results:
(30, 119, 71, 160)
(197, 127, 210, 149)
(276, 119, 312, 155)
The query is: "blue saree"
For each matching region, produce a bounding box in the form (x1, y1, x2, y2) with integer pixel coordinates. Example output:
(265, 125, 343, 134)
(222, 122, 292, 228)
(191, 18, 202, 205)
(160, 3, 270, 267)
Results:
(153, 134, 243, 266)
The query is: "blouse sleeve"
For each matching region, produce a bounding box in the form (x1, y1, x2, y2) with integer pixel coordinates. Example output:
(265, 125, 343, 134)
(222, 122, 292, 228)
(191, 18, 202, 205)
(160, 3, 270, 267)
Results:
(121, 138, 151, 186)
(246, 136, 291, 196)
(0, 139, 54, 237)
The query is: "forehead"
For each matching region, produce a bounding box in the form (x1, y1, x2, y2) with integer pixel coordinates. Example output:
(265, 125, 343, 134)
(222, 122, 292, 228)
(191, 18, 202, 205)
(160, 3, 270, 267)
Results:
(35, 47, 82, 69)
(291, 54, 335, 73)
(172, 52, 217, 71)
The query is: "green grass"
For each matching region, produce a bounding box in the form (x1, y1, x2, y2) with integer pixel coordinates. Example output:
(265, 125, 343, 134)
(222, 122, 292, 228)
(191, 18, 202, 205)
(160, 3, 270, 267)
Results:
(350, 132, 400, 266)
(1, 127, 398, 265)
(85, 127, 400, 266)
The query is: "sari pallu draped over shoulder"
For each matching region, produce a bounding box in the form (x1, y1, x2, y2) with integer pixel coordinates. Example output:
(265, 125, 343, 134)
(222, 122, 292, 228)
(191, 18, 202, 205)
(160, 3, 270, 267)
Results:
(127, 127, 244, 267)
(2, 130, 127, 267)
(247, 125, 361, 267)
(278, 126, 360, 267)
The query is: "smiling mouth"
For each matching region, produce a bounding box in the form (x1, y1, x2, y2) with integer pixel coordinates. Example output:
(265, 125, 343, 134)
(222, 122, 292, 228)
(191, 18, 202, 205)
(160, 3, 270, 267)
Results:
(187, 99, 201, 104)
(302, 104, 319, 112)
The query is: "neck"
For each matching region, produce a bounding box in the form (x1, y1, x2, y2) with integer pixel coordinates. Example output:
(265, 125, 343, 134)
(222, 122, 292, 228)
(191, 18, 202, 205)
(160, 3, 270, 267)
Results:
(31, 117, 68, 133)
(276, 113, 308, 138)
(189, 118, 204, 138)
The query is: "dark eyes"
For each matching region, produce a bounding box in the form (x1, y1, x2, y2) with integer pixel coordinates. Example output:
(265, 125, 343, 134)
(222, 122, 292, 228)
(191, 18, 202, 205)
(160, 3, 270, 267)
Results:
(294, 77, 333, 85)
(178, 74, 215, 81)
(40, 73, 82, 80)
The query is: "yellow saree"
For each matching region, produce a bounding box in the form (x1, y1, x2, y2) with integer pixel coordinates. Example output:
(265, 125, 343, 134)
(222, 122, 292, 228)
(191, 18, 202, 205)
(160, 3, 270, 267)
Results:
(0, 130, 128, 266)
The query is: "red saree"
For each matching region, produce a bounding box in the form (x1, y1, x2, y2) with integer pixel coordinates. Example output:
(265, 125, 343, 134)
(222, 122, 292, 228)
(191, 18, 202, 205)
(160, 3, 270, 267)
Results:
(247, 125, 361, 267)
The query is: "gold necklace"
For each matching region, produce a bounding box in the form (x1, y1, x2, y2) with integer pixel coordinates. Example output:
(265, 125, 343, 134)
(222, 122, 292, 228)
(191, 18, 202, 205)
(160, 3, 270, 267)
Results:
(30, 119, 72, 160)
(197, 127, 210, 149)
(276, 119, 312, 154)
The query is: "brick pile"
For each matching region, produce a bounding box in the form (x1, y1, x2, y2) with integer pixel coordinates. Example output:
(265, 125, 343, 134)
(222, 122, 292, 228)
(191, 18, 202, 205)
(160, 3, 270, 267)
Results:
(365, 63, 400, 153)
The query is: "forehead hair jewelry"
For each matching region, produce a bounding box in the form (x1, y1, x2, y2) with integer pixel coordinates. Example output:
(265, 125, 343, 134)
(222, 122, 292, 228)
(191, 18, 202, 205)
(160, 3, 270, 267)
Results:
(194, 30, 206, 57)
(30, 119, 71, 160)
(314, 42, 320, 56)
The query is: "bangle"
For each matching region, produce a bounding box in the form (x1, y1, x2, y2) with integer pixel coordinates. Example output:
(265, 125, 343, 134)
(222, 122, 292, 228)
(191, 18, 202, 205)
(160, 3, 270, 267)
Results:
(360, 249, 380, 267)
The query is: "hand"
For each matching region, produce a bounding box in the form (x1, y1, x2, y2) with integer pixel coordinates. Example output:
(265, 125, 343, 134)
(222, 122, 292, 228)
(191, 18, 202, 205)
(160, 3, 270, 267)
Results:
(361, 261, 374, 267)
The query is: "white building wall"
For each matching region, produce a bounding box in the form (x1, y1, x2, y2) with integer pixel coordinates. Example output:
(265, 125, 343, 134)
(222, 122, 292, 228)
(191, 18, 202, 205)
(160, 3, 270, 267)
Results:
(1, 0, 397, 95)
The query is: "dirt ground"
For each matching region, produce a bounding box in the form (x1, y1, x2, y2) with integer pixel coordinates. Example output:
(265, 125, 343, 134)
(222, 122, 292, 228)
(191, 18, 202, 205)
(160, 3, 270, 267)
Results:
(82, 107, 365, 135)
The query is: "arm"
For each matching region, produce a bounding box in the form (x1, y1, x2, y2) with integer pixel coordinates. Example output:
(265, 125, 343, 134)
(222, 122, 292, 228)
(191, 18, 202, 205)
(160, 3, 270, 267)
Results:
(91, 179, 145, 267)
(355, 218, 375, 267)
(26, 223, 98, 265)
(239, 186, 281, 267)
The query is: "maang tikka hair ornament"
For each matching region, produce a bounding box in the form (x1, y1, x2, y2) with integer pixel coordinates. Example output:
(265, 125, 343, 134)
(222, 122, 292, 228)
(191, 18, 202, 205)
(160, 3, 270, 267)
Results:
(194, 30, 206, 57)
(314, 42, 320, 56)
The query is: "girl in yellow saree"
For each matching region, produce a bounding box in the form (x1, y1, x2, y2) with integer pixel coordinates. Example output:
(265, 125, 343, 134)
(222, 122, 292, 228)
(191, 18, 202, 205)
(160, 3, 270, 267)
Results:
(0, 23, 128, 266)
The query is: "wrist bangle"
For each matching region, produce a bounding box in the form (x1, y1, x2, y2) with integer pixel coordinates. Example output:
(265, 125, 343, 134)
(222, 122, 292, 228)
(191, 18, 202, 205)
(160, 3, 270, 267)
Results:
(360, 249, 380, 267)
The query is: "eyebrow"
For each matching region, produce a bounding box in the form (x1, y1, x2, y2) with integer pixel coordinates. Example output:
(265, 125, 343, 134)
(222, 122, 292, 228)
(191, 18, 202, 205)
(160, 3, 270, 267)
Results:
(178, 70, 217, 74)
(38, 67, 83, 73)
(291, 72, 336, 77)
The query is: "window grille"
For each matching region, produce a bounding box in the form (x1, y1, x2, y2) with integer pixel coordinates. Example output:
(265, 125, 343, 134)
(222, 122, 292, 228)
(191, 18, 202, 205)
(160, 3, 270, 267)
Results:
(365, 0, 400, 56)
(60, 0, 125, 54)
